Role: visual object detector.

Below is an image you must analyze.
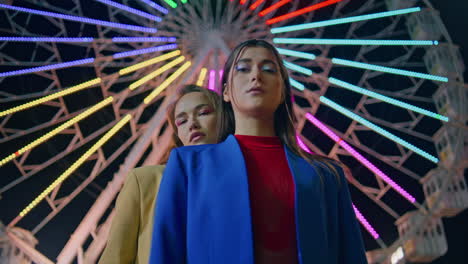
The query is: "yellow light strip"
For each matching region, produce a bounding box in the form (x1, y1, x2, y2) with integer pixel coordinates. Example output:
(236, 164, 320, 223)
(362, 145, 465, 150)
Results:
(144, 61, 192, 104)
(18, 114, 132, 218)
(119, 50, 181, 75)
(129, 56, 185, 90)
(0, 78, 101, 117)
(196, 68, 208, 86)
(0, 97, 114, 167)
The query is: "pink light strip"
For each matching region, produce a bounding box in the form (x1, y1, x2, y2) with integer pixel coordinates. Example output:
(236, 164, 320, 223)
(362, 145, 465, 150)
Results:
(296, 133, 312, 154)
(305, 113, 416, 203)
(208, 70, 216, 91)
(219, 69, 223, 80)
(353, 204, 380, 239)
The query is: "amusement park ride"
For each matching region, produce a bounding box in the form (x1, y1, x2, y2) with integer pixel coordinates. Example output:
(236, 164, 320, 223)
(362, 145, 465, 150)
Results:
(0, 0, 466, 263)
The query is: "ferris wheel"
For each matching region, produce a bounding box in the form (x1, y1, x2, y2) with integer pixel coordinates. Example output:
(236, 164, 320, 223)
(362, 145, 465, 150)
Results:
(0, 0, 467, 263)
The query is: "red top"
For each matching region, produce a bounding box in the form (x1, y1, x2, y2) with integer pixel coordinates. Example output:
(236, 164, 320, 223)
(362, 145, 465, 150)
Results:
(235, 135, 298, 264)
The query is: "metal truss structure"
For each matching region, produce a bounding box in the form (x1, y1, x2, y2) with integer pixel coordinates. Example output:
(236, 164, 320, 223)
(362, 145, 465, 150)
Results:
(0, 0, 466, 263)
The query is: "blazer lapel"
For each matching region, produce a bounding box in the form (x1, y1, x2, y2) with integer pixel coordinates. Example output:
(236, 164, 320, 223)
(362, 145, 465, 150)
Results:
(209, 135, 254, 264)
(285, 148, 329, 263)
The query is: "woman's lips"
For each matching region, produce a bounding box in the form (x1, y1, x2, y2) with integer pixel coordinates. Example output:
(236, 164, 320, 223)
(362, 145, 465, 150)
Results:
(190, 132, 205, 142)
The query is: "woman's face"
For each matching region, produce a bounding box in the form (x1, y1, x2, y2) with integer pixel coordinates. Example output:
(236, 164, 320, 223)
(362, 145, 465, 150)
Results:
(223, 46, 284, 116)
(174, 92, 218, 146)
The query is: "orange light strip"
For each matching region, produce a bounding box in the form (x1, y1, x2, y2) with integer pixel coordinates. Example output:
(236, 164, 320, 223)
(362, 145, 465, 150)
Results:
(266, 0, 342, 25)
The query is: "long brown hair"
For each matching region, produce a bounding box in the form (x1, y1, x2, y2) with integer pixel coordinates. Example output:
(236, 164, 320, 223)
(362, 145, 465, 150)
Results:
(218, 39, 341, 180)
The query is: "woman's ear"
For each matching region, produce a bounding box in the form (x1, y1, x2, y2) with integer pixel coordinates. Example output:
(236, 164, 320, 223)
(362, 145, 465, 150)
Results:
(223, 84, 231, 102)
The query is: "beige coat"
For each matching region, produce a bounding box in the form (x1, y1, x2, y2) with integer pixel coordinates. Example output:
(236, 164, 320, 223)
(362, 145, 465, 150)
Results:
(99, 165, 164, 264)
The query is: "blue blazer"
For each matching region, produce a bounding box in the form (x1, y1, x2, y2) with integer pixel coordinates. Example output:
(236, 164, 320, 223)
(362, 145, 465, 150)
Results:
(149, 135, 367, 264)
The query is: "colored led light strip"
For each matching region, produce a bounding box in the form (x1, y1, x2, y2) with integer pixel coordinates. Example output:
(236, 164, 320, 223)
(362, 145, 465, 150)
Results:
(273, 38, 438, 46)
(284, 61, 313, 76)
(328, 77, 449, 122)
(250, 0, 265, 10)
(129, 56, 185, 90)
(276, 48, 316, 60)
(197, 68, 208, 86)
(305, 112, 417, 203)
(331, 58, 448, 83)
(219, 69, 224, 80)
(0, 4, 157, 33)
(319, 96, 439, 163)
(144, 61, 192, 104)
(266, 0, 342, 25)
(259, 0, 291, 16)
(240, 0, 247, 5)
(181, 0, 187, 3)
(0, 37, 94, 42)
(208, 70, 216, 91)
(0, 97, 113, 167)
(163, 0, 177, 8)
(296, 133, 312, 154)
(271, 7, 421, 34)
(119, 50, 180, 75)
(0, 58, 95, 78)
(95, 0, 161, 22)
(113, 44, 177, 59)
(112, 37, 176, 42)
(18, 114, 132, 218)
(137, 0, 168, 14)
(289, 78, 305, 91)
(352, 204, 380, 239)
(0, 78, 101, 117)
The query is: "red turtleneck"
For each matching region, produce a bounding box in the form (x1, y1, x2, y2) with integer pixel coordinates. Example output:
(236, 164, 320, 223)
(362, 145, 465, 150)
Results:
(235, 135, 298, 264)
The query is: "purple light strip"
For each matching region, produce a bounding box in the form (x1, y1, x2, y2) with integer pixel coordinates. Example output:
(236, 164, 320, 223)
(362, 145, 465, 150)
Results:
(0, 58, 95, 78)
(138, 0, 168, 14)
(218, 69, 223, 80)
(112, 36, 176, 42)
(353, 204, 380, 239)
(305, 113, 416, 203)
(113, 44, 177, 59)
(95, 0, 161, 22)
(0, 4, 157, 33)
(0, 37, 94, 42)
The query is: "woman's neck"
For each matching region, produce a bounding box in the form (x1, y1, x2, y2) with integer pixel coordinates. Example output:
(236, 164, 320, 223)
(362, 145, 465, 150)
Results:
(234, 112, 276, 137)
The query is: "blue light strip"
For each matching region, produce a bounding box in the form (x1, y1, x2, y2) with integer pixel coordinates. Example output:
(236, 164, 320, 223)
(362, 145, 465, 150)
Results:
(271, 7, 421, 34)
(0, 37, 94, 42)
(113, 44, 177, 58)
(112, 37, 176, 42)
(0, 4, 157, 33)
(137, 0, 168, 14)
(95, 0, 161, 22)
(276, 47, 316, 60)
(320, 96, 439, 163)
(289, 78, 305, 91)
(328, 77, 449, 122)
(284, 61, 313, 76)
(332, 58, 448, 82)
(273, 38, 438, 46)
(0, 58, 95, 78)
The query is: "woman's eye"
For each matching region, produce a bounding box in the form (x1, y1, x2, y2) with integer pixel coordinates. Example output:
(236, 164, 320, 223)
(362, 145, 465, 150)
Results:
(175, 119, 186, 126)
(235, 65, 250, 72)
(262, 65, 277, 73)
(199, 109, 212, 116)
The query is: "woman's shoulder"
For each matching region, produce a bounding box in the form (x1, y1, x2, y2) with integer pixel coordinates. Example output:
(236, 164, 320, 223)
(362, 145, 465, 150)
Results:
(129, 165, 166, 185)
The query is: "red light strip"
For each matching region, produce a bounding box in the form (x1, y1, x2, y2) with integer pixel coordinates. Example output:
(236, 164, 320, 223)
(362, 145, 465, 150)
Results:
(249, 0, 265, 10)
(266, 0, 343, 25)
(240, 0, 247, 5)
(259, 0, 292, 16)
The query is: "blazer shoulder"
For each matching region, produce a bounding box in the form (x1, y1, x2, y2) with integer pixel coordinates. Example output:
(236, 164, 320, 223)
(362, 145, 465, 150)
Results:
(130, 165, 165, 187)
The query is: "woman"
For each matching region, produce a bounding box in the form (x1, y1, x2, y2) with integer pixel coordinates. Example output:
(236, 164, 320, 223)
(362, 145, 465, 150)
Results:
(99, 84, 220, 264)
(150, 40, 367, 264)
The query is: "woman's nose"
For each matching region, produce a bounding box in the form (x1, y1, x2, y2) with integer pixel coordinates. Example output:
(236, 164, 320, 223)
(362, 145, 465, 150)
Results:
(188, 117, 200, 131)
